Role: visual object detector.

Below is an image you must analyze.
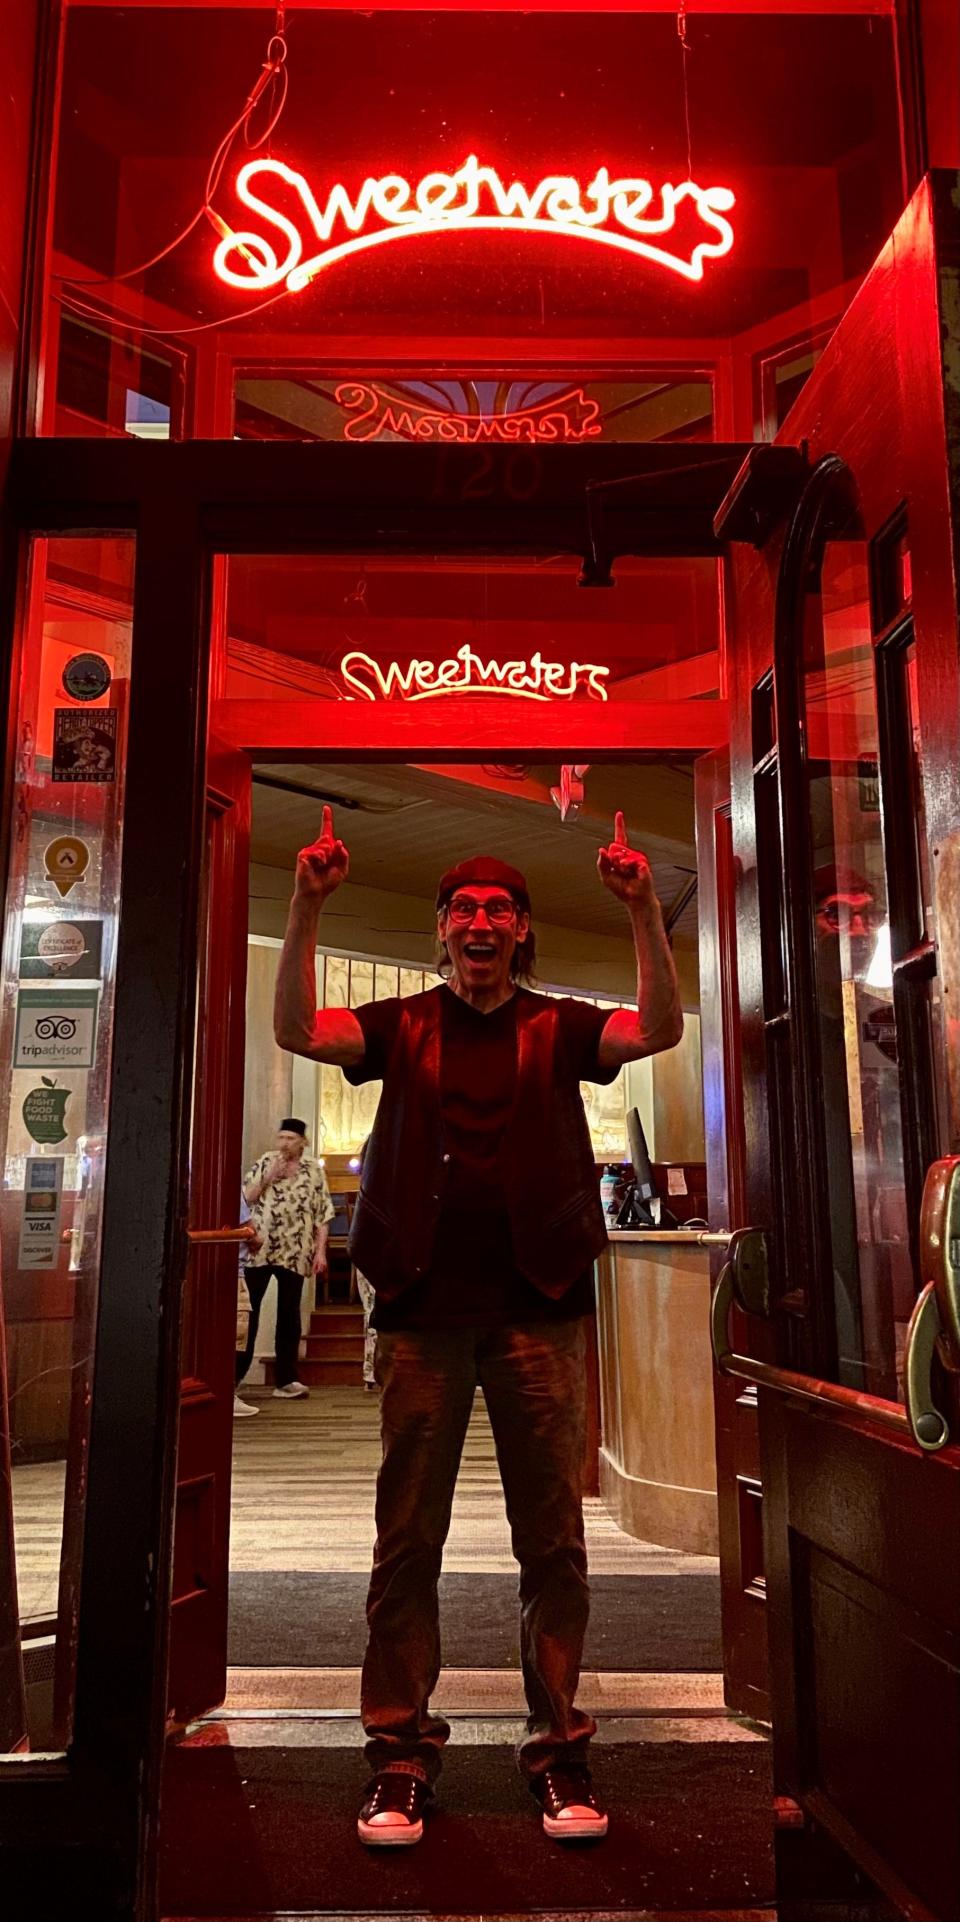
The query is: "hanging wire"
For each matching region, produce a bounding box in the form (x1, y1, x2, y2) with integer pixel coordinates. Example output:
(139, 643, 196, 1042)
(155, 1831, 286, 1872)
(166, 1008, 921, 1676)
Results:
(56, 10, 290, 292)
(56, 280, 296, 339)
(677, 2, 694, 182)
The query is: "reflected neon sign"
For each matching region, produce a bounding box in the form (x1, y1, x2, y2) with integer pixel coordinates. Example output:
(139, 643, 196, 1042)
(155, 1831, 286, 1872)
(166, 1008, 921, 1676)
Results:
(213, 155, 736, 293)
(340, 644, 610, 703)
(335, 382, 602, 444)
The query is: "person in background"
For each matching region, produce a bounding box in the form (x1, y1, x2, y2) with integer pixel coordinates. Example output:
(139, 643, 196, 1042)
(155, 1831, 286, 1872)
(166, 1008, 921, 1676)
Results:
(234, 1188, 260, 1418)
(353, 1140, 377, 1391)
(274, 807, 682, 1849)
(239, 1119, 334, 1401)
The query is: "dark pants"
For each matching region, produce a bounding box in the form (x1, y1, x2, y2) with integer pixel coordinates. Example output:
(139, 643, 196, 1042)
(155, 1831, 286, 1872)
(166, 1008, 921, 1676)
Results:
(361, 1318, 595, 1785)
(236, 1263, 305, 1389)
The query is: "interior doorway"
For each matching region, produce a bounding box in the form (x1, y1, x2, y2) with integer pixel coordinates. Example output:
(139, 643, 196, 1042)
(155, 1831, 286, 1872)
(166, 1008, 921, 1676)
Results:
(161, 746, 773, 1914)
(228, 754, 714, 1672)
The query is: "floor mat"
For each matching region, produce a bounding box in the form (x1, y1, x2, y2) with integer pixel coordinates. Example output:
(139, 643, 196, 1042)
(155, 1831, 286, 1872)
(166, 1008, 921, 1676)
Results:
(160, 1740, 773, 1916)
(227, 1571, 723, 1670)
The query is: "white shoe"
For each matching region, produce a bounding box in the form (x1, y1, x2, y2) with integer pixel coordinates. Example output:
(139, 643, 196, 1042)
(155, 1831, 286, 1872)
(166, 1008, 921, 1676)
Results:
(233, 1395, 258, 1418)
(272, 1381, 309, 1399)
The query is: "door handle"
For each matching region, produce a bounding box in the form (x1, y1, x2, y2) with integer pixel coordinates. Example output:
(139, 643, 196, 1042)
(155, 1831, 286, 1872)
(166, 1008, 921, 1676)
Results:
(187, 1224, 260, 1246)
(711, 1228, 917, 1444)
(709, 1228, 770, 1368)
(904, 1157, 960, 1453)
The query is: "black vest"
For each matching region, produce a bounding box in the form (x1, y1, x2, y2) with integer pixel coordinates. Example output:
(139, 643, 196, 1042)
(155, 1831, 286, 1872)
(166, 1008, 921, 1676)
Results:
(348, 986, 608, 1300)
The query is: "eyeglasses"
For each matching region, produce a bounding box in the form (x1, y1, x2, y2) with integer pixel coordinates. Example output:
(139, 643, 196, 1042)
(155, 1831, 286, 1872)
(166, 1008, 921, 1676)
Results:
(446, 895, 518, 925)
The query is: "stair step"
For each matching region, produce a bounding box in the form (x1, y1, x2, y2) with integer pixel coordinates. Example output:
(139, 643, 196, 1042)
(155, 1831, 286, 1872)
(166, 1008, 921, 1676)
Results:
(309, 1309, 363, 1336)
(264, 1356, 366, 1387)
(305, 1334, 365, 1360)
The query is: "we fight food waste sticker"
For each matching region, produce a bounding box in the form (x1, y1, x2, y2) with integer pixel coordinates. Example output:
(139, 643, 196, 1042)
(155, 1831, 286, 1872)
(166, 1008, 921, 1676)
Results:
(15, 987, 99, 1070)
(22, 1080, 72, 1146)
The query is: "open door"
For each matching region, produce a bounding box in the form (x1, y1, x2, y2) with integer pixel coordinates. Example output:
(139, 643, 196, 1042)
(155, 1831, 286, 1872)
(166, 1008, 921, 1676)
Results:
(695, 747, 770, 1721)
(714, 172, 960, 1917)
(167, 738, 250, 1725)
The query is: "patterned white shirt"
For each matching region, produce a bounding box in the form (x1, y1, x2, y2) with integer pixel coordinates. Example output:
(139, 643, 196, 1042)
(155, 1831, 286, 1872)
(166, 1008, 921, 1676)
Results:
(244, 1152, 334, 1275)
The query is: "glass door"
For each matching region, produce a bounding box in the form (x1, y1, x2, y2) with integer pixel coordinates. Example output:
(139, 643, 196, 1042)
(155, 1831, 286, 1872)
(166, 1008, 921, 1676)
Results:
(717, 174, 960, 1920)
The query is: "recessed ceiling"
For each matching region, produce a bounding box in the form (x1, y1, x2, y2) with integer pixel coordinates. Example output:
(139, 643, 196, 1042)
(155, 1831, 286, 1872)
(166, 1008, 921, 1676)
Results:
(251, 758, 700, 944)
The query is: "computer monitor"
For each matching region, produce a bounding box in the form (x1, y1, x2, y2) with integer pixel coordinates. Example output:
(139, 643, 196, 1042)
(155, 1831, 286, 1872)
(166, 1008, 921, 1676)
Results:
(626, 1107, 656, 1204)
(617, 1107, 659, 1229)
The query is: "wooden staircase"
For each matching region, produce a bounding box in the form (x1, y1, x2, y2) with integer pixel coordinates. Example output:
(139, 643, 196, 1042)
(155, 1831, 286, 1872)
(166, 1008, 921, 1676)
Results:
(263, 1302, 366, 1388)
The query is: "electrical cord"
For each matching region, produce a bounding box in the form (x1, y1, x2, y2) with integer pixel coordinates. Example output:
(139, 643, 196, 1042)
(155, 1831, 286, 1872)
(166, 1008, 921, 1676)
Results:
(55, 11, 289, 294)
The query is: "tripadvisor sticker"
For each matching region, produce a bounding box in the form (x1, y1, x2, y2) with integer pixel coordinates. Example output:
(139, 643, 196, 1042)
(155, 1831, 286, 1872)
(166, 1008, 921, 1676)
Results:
(23, 1078, 71, 1145)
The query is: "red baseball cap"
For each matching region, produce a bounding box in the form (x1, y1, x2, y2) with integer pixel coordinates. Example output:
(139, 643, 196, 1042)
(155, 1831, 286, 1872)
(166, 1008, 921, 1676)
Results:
(436, 856, 531, 914)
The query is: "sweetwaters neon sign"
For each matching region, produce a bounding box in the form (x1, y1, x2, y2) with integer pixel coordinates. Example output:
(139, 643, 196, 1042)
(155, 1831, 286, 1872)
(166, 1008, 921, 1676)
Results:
(213, 155, 736, 294)
(340, 645, 610, 703)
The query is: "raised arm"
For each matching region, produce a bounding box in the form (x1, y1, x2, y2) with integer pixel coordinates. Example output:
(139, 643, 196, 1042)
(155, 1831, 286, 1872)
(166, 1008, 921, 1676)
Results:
(596, 810, 684, 1071)
(274, 806, 366, 1065)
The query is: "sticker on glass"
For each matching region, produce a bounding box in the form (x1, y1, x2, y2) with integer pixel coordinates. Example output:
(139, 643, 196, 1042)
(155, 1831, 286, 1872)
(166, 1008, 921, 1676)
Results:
(22, 1079, 72, 1145)
(62, 652, 112, 702)
(52, 708, 117, 784)
(44, 835, 90, 897)
(20, 919, 103, 979)
(18, 1155, 65, 1268)
(15, 986, 99, 1070)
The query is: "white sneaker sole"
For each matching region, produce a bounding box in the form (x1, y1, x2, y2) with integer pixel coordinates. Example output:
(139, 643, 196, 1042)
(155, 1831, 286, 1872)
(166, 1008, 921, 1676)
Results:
(543, 1811, 609, 1840)
(357, 1817, 424, 1847)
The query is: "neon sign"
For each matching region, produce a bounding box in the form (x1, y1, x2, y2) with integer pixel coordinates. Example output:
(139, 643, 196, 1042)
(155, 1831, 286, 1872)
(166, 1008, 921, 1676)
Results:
(335, 382, 602, 444)
(340, 644, 610, 704)
(213, 155, 736, 293)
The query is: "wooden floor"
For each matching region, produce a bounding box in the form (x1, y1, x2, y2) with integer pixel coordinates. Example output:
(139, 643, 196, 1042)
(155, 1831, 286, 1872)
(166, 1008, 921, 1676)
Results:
(12, 1387, 718, 1616)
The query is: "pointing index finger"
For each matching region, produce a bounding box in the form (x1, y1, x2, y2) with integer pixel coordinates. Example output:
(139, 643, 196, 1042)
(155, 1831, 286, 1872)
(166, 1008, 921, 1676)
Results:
(614, 809, 627, 845)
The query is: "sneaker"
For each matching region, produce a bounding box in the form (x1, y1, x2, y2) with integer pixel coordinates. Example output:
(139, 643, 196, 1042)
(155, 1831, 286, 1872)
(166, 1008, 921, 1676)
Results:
(233, 1395, 258, 1418)
(536, 1766, 608, 1841)
(357, 1770, 433, 1847)
(272, 1381, 309, 1399)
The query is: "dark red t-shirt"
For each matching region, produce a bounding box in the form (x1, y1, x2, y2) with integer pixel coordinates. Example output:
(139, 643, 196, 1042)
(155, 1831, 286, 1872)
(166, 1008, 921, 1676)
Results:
(345, 984, 618, 1329)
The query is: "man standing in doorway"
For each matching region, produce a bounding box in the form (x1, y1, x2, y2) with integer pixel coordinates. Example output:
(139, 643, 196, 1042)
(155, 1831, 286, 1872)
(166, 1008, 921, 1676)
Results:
(274, 808, 682, 1844)
(239, 1120, 334, 1401)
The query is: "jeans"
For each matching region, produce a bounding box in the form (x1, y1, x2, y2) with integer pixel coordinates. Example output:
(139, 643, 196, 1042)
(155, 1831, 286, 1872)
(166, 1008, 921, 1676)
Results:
(236, 1263, 305, 1388)
(361, 1317, 595, 1784)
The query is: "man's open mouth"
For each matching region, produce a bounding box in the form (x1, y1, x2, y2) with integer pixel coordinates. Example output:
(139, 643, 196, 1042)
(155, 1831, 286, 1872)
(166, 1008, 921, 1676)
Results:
(464, 941, 497, 960)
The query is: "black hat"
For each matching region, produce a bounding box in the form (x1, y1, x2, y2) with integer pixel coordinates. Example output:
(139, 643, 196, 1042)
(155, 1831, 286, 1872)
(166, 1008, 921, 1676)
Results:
(279, 1117, 307, 1136)
(436, 856, 531, 914)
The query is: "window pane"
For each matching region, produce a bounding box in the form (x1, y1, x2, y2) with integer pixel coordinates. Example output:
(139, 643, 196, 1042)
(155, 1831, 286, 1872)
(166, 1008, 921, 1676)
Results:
(220, 551, 721, 709)
(234, 373, 714, 445)
(805, 543, 913, 1397)
(2, 537, 135, 1751)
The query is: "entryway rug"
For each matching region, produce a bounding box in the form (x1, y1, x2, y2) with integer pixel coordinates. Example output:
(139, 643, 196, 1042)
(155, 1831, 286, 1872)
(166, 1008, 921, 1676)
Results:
(160, 1740, 773, 1915)
(227, 1571, 722, 1670)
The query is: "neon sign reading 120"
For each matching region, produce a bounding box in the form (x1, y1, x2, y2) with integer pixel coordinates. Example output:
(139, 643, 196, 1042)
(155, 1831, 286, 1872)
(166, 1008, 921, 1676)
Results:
(340, 644, 610, 703)
(213, 155, 736, 293)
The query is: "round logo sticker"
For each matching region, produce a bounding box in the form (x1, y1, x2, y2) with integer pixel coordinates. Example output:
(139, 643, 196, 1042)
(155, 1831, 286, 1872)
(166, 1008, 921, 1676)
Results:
(37, 923, 88, 973)
(62, 653, 112, 702)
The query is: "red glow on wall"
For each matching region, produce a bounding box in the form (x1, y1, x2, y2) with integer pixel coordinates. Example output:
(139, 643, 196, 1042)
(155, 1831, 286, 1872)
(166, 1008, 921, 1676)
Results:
(213, 155, 736, 294)
(334, 382, 602, 444)
(339, 644, 610, 703)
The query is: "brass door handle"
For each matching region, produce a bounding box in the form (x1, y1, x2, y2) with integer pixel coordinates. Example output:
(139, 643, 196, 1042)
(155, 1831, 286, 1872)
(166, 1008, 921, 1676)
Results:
(711, 1230, 917, 1444)
(187, 1224, 260, 1246)
(904, 1156, 960, 1453)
